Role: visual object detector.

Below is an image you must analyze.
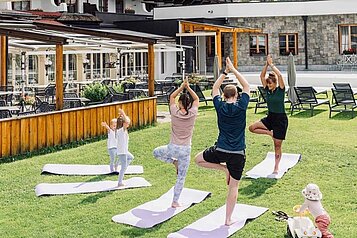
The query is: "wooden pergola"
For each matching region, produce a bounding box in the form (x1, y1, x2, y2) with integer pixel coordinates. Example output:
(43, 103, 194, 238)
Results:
(0, 23, 164, 111)
(0, 27, 68, 110)
(179, 20, 261, 69)
(34, 22, 159, 99)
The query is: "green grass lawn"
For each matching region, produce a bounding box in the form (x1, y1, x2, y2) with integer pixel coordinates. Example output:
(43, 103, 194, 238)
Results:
(1, 100, 357, 238)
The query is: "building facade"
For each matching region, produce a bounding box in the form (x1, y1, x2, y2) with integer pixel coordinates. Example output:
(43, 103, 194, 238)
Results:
(153, 0, 357, 71)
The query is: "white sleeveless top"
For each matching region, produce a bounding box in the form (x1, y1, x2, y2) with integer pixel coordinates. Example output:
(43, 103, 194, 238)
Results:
(107, 129, 117, 149)
(116, 128, 129, 154)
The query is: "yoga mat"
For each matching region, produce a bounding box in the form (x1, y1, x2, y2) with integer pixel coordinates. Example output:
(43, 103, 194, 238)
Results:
(35, 177, 151, 196)
(245, 152, 301, 179)
(168, 204, 268, 238)
(112, 187, 211, 228)
(41, 164, 143, 176)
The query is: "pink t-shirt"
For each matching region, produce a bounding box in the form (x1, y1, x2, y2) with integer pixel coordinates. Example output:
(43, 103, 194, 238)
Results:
(170, 104, 198, 146)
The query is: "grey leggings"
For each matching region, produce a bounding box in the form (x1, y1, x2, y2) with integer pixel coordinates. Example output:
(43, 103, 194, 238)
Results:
(117, 152, 134, 184)
(153, 143, 191, 203)
(108, 148, 117, 171)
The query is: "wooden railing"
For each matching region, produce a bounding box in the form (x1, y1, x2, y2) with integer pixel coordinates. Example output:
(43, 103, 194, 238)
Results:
(0, 97, 157, 159)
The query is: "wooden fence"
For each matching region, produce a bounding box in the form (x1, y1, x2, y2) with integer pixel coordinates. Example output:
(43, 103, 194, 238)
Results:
(0, 97, 157, 159)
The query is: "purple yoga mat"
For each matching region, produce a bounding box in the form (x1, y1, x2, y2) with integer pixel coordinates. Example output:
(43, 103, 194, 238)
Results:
(168, 204, 268, 238)
(112, 187, 211, 228)
(41, 164, 143, 176)
(35, 177, 151, 196)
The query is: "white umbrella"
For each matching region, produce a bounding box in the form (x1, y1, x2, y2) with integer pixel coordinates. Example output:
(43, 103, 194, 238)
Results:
(287, 53, 298, 104)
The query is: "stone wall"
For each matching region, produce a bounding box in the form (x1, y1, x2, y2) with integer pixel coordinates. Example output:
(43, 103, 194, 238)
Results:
(225, 14, 357, 71)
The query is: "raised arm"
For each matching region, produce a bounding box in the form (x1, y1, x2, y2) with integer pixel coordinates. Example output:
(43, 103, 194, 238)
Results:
(260, 62, 268, 88)
(118, 109, 130, 126)
(101, 121, 111, 131)
(169, 79, 186, 105)
(185, 80, 200, 108)
(226, 57, 250, 95)
(267, 55, 285, 89)
(212, 60, 230, 98)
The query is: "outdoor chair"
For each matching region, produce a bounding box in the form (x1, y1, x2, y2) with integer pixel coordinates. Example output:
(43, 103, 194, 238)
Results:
(329, 88, 357, 118)
(107, 86, 130, 101)
(190, 84, 212, 106)
(0, 109, 12, 119)
(157, 86, 176, 105)
(111, 92, 129, 102)
(333, 83, 357, 96)
(291, 86, 330, 116)
(18, 102, 51, 116)
(36, 84, 56, 103)
(64, 92, 79, 98)
(0, 100, 6, 106)
(63, 99, 82, 109)
(255, 86, 268, 113)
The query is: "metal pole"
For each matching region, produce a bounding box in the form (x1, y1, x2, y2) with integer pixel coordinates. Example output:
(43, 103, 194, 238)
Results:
(302, 16, 308, 70)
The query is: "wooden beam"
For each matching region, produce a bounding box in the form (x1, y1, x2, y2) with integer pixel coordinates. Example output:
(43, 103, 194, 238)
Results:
(55, 44, 64, 111)
(216, 30, 222, 69)
(148, 43, 154, 97)
(233, 32, 238, 69)
(0, 35, 6, 86)
(0, 28, 67, 44)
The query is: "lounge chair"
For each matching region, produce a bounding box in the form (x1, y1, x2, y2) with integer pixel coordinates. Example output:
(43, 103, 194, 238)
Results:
(190, 84, 212, 106)
(333, 83, 357, 97)
(329, 88, 357, 118)
(156, 86, 176, 105)
(291, 86, 330, 116)
(255, 86, 268, 113)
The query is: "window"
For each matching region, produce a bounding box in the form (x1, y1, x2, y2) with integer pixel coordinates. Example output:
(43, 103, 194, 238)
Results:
(279, 33, 298, 56)
(339, 25, 357, 54)
(12, 1, 30, 11)
(249, 34, 268, 56)
(98, 0, 108, 12)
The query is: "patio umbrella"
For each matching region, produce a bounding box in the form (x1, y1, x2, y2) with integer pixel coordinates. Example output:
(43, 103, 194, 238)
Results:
(213, 54, 220, 81)
(287, 53, 298, 104)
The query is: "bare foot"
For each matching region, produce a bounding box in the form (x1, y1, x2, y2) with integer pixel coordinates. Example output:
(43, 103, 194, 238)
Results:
(117, 183, 125, 187)
(225, 219, 237, 226)
(173, 160, 178, 175)
(171, 201, 181, 208)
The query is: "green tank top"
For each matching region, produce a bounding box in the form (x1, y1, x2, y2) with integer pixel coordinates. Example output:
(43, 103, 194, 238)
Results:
(266, 86, 286, 113)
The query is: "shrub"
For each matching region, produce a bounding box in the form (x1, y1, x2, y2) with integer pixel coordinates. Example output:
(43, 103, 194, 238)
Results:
(82, 83, 108, 102)
(112, 83, 124, 93)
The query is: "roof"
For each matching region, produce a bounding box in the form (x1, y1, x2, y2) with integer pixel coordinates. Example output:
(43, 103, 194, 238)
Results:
(57, 13, 102, 23)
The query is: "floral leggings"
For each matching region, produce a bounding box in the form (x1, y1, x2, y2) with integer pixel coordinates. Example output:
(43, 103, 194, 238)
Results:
(153, 143, 191, 203)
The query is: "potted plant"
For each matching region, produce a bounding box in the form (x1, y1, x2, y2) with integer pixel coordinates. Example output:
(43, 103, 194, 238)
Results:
(82, 82, 108, 102)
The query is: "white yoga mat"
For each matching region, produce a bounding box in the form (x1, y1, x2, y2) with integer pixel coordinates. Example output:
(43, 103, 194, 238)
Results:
(245, 152, 301, 179)
(112, 187, 211, 228)
(35, 177, 151, 196)
(41, 164, 143, 176)
(168, 204, 268, 238)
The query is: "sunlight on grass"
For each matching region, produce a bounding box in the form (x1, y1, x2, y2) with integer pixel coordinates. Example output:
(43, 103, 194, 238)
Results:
(0, 100, 356, 237)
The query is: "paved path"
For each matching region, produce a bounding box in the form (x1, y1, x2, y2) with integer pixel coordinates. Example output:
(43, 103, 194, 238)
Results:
(229, 71, 357, 88)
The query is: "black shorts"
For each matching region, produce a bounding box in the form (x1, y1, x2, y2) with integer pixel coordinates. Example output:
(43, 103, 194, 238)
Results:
(261, 112, 288, 140)
(203, 146, 246, 180)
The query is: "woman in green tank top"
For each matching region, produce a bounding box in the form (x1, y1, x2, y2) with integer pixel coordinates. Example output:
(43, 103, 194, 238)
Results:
(248, 55, 289, 178)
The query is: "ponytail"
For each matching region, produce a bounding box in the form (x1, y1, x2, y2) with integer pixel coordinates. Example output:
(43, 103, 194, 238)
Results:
(178, 93, 192, 115)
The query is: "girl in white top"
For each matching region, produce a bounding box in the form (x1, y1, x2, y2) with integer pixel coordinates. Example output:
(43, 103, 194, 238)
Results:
(101, 118, 118, 172)
(116, 109, 134, 187)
